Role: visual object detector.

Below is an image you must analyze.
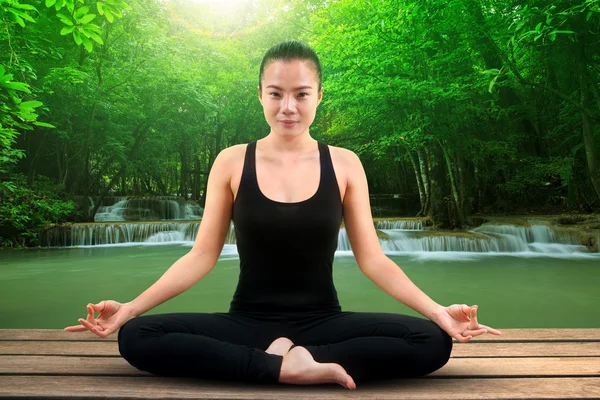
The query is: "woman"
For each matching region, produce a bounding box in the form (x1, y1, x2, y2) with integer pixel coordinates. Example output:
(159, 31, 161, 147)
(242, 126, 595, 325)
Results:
(65, 40, 501, 390)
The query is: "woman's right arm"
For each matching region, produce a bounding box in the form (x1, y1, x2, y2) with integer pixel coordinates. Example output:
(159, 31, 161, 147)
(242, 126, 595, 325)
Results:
(65, 147, 238, 335)
(125, 148, 236, 316)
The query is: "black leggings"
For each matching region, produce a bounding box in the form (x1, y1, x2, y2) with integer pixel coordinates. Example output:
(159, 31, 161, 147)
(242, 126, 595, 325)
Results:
(117, 311, 453, 384)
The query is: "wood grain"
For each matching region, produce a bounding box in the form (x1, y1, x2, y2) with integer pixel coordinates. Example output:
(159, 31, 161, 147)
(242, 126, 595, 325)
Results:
(2, 341, 599, 357)
(2, 328, 599, 342)
(1, 356, 599, 377)
(0, 376, 598, 399)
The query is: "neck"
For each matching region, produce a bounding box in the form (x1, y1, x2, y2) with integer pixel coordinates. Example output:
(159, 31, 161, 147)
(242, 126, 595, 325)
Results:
(261, 131, 316, 153)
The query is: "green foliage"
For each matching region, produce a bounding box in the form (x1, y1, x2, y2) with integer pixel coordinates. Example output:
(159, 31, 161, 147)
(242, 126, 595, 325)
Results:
(0, 171, 76, 247)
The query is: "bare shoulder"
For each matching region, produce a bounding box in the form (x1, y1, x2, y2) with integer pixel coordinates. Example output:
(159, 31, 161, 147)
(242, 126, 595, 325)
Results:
(211, 144, 247, 176)
(216, 144, 247, 164)
(328, 145, 363, 174)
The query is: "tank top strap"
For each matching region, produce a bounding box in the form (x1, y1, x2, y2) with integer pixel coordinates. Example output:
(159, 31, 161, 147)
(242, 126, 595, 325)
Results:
(236, 141, 258, 202)
(317, 142, 341, 202)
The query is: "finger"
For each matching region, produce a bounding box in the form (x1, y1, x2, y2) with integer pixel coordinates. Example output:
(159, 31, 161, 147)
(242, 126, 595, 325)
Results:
(453, 334, 472, 343)
(78, 318, 96, 331)
(463, 328, 487, 337)
(78, 319, 107, 338)
(468, 306, 480, 328)
(91, 326, 113, 338)
(92, 301, 108, 315)
(478, 324, 502, 335)
(86, 304, 96, 325)
(64, 325, 89, 332)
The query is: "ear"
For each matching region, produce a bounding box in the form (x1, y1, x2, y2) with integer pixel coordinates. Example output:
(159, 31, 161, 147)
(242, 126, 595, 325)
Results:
(257, 85, 263, 105)
(317, 86, 324, 106)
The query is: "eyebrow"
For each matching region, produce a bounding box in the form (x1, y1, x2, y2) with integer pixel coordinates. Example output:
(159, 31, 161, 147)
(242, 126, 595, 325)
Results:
(266, 85, 313, 91)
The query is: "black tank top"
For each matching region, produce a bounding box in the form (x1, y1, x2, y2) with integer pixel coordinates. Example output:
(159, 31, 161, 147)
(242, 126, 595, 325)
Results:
(229, 141, 343, 314)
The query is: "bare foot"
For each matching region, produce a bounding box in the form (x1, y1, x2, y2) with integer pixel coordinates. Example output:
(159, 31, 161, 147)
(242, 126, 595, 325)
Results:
(265, 337, 294, 356)
(279, 346, 356, 390)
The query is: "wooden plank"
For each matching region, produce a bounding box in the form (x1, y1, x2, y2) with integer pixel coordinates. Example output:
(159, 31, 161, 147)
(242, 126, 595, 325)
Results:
(1, 356, 599, 377)
(2, 341, 599, 358)
(471, 328, 600, 342)
(0, 329, 116, 342)
(0, 341, 119, 356)
(431, 357, 600, 377)
(0, 376, 598, 399)
(450, 342, 600, 358)
(2, 328, 599, 342)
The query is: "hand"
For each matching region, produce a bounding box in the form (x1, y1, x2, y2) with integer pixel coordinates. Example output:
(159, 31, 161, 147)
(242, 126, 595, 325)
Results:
(433, 304, 501, 343)
(64, 300, 136, 338)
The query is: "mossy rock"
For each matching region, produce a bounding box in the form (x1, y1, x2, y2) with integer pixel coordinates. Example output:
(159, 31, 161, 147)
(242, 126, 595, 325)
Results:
(376, 230, 391, 240)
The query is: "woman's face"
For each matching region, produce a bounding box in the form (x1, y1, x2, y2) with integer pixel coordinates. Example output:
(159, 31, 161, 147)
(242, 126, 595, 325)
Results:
(258, 59, 323, 138)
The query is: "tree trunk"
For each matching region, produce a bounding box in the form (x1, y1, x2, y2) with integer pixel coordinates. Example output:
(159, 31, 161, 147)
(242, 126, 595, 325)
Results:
(425, 145, 450, 228)
(417, 148, 431, 215)
(438, 139, 465, 227)
(404, 146, 426, 216)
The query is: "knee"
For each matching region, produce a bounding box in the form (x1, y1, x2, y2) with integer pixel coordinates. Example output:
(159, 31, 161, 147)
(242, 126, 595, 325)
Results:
(422, 324, 453, 374)
(117, 317, 147, 367)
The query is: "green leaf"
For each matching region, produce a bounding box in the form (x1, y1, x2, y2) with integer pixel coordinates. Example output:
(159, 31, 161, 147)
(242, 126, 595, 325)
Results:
(587, 11, 592, 21)
(86, 31, 104, 44)
(66, 0, 74, 13)
(96, 1, 104, 15)
(0, 65, 5, 76)
(78, 13, 96, 23)
(2, 81, 31, 93)
(553, 30, 576, 34)
(12, 13, 25, 27)
(13, 4, 37, 11)
(74, 5, 89, 19)
(20, 100, 44, 109)
(85, 23, 101, 33)
(8, 8, 36, 22)
(81, 35, 93, 52)
(60, 25, 75, 35)
(72, 30, 82, 45)
(45, 0, 57, 7)
(482, 69, 500, 75)
(59, 18, 73, 25)
(104, 10, 114, 22)
(549, 32, 557, 41)
(488, 74, 500, 93)
(535, 22, 542, 32)
(33, 121, 56, 128)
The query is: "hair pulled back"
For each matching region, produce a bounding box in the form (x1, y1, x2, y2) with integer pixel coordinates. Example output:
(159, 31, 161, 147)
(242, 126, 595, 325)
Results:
(258, 40, 322, 91)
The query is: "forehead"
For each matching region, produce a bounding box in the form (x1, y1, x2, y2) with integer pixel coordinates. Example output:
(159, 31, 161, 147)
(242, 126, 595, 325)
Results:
(262, 60, 318, 88)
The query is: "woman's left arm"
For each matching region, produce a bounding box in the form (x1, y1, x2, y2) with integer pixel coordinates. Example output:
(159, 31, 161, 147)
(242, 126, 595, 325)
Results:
(340, 149, 444, 321)
(339, 149, 501, 341)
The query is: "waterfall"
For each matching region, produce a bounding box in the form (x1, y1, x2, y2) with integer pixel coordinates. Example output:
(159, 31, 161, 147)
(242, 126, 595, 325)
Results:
(92, 197, 204, 222)
(336, 222, 591, 255)
(374, 220, 423, 230)
(42, 222, 235, 247)
(42, 219, 595, 258)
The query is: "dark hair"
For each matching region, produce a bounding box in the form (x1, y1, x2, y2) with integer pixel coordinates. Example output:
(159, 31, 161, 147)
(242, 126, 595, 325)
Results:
(258, 40, 322, 91)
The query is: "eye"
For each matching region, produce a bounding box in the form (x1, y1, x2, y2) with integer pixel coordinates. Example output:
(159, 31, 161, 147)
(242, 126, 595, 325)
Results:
(269, 92, 281, 97)
(298, 92, 309, 98)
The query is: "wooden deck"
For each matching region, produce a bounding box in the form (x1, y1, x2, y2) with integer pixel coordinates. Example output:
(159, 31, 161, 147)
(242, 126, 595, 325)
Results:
(0, 328, 599, 399)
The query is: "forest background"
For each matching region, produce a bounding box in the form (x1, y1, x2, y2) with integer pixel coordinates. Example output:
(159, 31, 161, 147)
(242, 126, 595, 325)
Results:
(1, 0, 599, 248)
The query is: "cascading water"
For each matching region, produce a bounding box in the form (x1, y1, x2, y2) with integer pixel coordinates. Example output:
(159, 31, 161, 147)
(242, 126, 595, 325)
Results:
(335, 221, 595, 258)
(93, 197, 204, 222)
(42, 219, 597, 259)
(43, 222, 235, 247)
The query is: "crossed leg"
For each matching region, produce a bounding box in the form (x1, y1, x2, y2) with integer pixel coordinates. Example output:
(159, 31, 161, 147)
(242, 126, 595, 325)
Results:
(285, 311, 453, 383)
(117, 312, 284, 383)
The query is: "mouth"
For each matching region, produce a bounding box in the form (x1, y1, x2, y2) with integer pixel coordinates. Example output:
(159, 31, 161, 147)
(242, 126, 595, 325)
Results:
(279, 120, 298, 126)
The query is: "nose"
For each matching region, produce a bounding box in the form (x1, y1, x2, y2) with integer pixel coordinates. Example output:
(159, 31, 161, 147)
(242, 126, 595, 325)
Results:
(281, 94, 297, 114)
